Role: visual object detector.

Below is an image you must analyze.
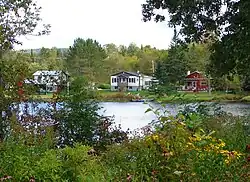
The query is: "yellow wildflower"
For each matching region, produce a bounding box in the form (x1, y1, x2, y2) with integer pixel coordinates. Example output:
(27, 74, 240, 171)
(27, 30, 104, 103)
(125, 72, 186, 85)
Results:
(152, 134, 159, 141)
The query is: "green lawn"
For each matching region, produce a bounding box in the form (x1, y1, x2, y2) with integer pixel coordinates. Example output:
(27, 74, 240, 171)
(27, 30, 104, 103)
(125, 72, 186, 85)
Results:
(157, 91, 246, 103)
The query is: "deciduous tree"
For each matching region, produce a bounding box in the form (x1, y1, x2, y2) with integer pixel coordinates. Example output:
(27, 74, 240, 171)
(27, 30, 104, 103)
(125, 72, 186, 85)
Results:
(142, 0, 250, 81)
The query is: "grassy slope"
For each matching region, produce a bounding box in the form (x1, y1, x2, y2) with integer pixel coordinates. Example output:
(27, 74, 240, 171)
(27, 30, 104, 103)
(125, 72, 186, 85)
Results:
(32, 90, 249, 103)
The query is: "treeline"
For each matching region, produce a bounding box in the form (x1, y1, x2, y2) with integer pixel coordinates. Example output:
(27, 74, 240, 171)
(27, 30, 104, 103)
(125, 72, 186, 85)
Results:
(18, 39, 168, 83)
(12, 37, 247, 91)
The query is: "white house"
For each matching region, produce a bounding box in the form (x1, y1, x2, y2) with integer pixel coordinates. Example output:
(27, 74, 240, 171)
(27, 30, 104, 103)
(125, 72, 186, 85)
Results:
(32, 70, 70, 93)
(110, 71, 154, 91)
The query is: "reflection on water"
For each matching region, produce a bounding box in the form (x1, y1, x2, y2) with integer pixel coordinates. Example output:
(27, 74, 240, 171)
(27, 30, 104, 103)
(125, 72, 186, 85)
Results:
(99, 102, 250, 131)
(18, 101, 250, 131)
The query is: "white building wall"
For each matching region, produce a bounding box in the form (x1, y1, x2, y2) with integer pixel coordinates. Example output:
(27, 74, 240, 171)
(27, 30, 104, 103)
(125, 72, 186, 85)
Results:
(110, 74, 154, 91)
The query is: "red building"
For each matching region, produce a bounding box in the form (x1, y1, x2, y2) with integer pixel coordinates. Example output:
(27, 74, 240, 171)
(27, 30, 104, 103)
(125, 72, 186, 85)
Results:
(184, 71, 209, 92)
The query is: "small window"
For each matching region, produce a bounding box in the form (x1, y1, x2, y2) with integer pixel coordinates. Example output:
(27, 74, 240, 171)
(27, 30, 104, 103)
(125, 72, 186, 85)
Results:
(201, 81, 207, 85)
(129, 86, 132, 89)
(129, 78, 131, 82)
(115, 86, 118, 89)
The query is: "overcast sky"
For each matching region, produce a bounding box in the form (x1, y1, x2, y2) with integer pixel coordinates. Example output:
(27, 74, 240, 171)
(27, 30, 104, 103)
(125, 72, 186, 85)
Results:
(16, 0, 173, 50)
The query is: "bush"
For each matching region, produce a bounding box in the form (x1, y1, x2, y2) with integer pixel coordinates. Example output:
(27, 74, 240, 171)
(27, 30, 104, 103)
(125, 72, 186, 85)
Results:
(0, 141, 109, 181)
(97, 83, 111, 90)
(57, 77, 128, 150)
(102, 113, 249, 181)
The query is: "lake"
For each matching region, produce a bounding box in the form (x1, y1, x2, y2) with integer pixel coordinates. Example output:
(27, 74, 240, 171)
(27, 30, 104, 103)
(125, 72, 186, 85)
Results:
(18, 101, 250, 131)
(99, 102, 250, 131)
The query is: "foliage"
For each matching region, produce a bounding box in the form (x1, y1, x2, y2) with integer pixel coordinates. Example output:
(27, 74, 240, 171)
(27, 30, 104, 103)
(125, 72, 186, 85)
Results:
(155, 45, 188, 86)
(97, 83, 111, 90)
(0, 52, 35, 140)
(102, 112, 249, 181)
(0, 0, 50, 141)
(66, 38, 107, 80)
(0, 0, 50, 52)
(142, 0, 250, 81)
(105, 104, 250, 181)
(56, 77, 128, 150)
(0, 140, 109, 181)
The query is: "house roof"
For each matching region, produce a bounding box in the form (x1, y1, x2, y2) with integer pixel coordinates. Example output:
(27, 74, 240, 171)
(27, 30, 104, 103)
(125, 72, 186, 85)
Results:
(111, 71, 140, 77)
(186, 71, 201, 76)
(33, 70, 69, 76)
(111, 71, 152, 77)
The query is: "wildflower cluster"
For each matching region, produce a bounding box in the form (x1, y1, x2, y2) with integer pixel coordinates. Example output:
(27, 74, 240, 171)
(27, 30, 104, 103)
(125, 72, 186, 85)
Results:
(187, 131, 243, 164)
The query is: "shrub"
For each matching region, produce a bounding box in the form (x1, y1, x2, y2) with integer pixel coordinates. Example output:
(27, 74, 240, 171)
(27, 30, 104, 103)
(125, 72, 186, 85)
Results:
(97, 83, 111, 90)
(0, 141, 108, 181)
(56, 77, 128, 150)
(101, 109, 249, 181)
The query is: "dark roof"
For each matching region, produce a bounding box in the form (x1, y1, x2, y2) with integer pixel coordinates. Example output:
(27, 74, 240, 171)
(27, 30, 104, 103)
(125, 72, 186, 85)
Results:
(111, 71, 139, 77)
(33, 70, 70, 76)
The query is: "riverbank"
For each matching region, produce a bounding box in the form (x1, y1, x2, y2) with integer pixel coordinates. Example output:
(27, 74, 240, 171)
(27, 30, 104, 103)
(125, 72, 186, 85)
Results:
(31, 90, 250, 103)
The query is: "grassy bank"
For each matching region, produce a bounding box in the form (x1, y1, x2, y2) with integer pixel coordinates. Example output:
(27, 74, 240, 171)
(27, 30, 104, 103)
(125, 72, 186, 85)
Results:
(97, 90, 247, 103)
(31, 90, 249, 103)
(156, 91, 247, 103)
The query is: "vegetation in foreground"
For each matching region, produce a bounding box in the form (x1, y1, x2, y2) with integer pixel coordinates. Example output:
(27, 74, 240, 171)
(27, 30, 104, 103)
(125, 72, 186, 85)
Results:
(1, 99, 250, 181)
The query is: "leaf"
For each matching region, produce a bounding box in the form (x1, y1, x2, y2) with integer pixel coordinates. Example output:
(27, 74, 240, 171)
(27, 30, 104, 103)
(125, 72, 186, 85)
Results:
(145, 108, 152, 113)
(173, 171, 183, 176)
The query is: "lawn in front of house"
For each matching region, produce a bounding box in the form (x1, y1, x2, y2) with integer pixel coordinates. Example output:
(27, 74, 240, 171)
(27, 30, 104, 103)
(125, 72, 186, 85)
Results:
(157, 91, 246, 103)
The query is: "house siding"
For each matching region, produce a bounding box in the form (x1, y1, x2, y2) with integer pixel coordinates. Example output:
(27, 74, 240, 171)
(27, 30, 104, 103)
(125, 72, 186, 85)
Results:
(185, 71, 208, 91)
(110, 71, 154, 91)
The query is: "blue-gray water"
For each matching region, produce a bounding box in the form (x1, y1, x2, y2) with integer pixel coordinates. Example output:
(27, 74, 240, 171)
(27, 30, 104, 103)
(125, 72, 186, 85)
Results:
(18, 102, 250, 131)
(99, 102, 250, 131)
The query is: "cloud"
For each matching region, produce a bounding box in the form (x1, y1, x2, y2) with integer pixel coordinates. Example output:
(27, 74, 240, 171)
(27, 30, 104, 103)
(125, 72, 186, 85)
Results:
(15, 0, 173, 50)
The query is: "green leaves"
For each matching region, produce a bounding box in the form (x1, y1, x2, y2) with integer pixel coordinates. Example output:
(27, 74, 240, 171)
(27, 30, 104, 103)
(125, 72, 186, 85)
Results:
(142, 0, 250, 84)
(0, 0, 50, 52)
(66, 38, 107, 80)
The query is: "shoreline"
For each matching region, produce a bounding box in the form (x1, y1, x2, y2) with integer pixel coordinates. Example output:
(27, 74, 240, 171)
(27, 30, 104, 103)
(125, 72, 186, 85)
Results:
(29, 91, 250, 104)
(29, 97, 250, 104)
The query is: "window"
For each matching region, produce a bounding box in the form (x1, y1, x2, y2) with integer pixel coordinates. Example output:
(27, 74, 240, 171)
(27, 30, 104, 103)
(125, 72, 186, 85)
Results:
(145, 81, 150, 85)
(112, 78, 117, 83)
(38, 76, 42, 82)
(115, 86, 118, 89)
(201, 81, 207, 85)
(129, 78, 131, 82)
(129, 86, 132, 90)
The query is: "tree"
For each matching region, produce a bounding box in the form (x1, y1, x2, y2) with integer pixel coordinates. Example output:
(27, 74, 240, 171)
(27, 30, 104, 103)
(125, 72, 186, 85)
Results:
(66, 38, 107, 80)
(127, 43, 140, 56)
(155, 45, 188, 86)
(104, 43, 118, 55)
(0, 0, 50, 140)
(142, 0, 250, 79)
(185, 43, 211, 72)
